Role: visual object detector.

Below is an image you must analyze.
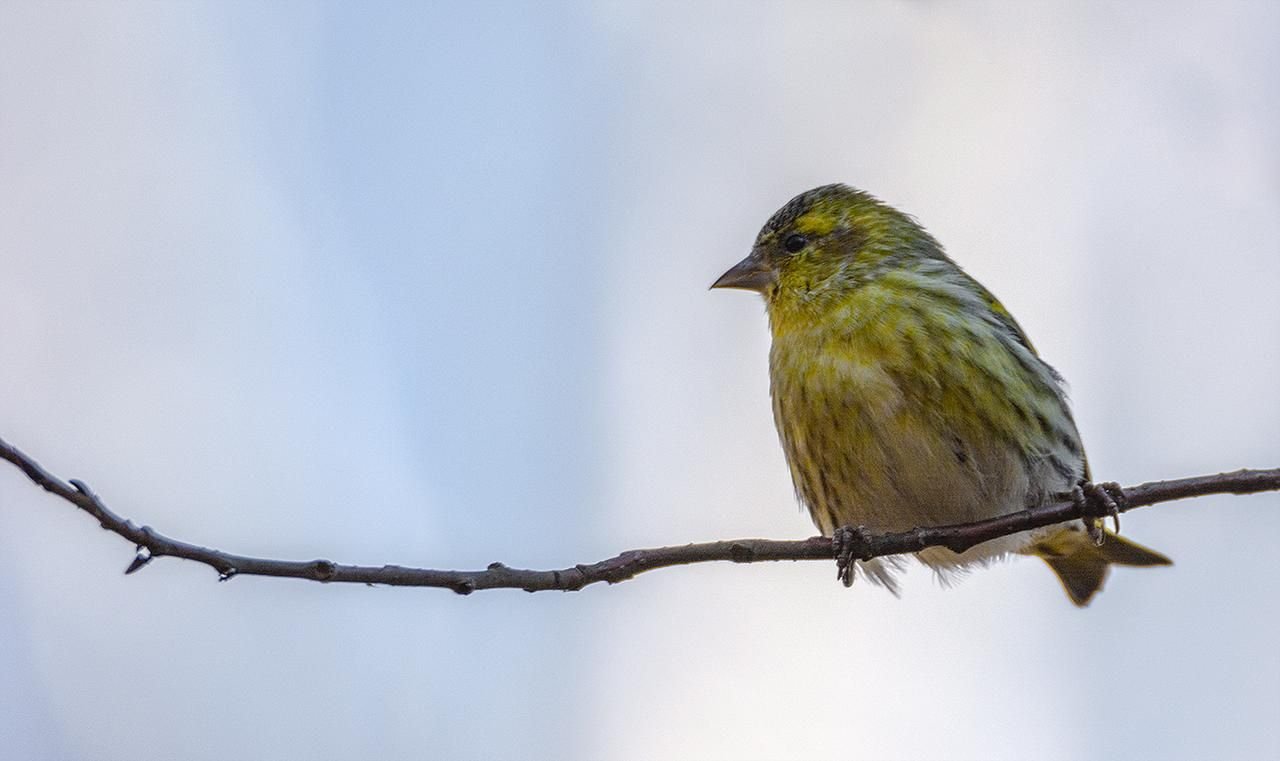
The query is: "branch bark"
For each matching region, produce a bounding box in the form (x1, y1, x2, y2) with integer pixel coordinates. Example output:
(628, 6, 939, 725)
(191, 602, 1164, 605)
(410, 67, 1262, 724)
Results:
(2, 435, 1277, 594)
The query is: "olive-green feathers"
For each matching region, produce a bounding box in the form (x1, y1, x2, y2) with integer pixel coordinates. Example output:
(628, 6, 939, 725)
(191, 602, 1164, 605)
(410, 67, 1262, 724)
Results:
(715, 184, 1170, 605)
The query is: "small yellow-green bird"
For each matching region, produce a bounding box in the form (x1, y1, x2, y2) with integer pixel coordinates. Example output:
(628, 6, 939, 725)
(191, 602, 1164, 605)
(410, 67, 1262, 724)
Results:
(712, 184, 1170, 606)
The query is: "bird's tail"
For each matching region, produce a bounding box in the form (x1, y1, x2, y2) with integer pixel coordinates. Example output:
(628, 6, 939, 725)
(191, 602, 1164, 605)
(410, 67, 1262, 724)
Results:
(1023, 527, 1172, 607)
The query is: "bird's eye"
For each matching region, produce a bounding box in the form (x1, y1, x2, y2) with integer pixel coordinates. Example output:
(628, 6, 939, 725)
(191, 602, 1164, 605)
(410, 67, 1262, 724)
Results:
(783, 233, 808, 254)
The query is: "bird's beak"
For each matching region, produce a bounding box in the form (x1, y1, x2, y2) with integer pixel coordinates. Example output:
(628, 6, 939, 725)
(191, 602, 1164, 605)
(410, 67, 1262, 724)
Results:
(710, 249, 774, 292)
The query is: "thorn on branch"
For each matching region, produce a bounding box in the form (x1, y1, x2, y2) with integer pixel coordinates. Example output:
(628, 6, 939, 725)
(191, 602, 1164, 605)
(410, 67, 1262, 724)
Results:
(124, 546, 153, 575)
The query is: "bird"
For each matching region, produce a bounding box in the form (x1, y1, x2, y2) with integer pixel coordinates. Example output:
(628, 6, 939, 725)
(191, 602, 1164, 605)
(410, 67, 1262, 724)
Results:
(711, 183, 1170, 606)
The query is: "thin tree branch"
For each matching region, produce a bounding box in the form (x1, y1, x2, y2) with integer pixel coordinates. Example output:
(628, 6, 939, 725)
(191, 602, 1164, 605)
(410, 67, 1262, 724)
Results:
(2, 435, 1277, 594)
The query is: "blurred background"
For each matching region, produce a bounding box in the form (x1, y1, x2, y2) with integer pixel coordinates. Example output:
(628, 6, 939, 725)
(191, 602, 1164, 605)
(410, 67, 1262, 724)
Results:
(2, 2, 1278, 759)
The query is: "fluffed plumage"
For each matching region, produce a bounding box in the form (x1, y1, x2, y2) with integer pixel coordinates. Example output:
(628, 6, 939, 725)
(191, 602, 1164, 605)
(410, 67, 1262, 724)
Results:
(713, 184, 1169, 605)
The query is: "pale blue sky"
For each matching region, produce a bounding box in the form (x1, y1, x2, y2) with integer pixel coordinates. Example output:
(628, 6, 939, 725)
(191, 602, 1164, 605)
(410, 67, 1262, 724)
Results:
(2, 2, 1278, 759)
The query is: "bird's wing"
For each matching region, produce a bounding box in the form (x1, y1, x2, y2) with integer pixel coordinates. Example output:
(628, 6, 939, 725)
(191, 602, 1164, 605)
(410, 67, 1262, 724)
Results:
(974, 281, 1041, 357)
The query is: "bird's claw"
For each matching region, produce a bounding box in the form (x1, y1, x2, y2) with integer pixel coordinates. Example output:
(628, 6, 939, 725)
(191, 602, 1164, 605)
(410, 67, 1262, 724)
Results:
(833, 525, 873, 588)
(1073, 480, 1125, 545)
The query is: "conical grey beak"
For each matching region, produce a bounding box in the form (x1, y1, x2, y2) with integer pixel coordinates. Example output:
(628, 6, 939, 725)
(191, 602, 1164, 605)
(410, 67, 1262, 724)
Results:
(710, 251, 774, 292)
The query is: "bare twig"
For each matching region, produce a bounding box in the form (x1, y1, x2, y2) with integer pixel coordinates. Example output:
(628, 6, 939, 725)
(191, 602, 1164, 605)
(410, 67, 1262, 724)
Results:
(2, 435, 1277, 594)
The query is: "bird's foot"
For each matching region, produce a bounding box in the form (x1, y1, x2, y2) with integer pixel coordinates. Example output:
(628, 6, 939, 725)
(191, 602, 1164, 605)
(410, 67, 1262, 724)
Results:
(1072, 480, 1125, 545)
(832, 525, 874, 588)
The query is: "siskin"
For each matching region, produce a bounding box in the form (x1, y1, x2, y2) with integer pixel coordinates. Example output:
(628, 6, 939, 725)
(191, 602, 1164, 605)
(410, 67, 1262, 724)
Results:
(712, 184, 1169, 606)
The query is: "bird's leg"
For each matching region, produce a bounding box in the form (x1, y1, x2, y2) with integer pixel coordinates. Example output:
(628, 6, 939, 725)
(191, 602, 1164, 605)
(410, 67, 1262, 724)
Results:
(1072, 480, 1125, 545)
(832, 525, 874, 588)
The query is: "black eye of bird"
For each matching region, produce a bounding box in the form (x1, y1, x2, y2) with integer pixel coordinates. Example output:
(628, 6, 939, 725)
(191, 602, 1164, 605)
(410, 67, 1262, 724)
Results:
(783, 233, 808, 254)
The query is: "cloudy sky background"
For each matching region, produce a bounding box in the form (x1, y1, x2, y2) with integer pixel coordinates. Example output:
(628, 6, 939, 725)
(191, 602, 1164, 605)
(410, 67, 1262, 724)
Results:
(2, 2, 1278, 759)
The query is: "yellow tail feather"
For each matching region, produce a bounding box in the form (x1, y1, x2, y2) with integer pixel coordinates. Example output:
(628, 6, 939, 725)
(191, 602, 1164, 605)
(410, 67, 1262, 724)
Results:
(1024, 528, 1172, 607)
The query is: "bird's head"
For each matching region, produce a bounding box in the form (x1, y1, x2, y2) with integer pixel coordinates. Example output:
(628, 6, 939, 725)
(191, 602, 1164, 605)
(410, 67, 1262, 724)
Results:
(712, 184, 943, 321)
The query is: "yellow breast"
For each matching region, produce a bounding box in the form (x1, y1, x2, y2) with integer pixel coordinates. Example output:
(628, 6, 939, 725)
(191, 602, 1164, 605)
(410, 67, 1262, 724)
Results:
(766, 279, 1056, 538)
